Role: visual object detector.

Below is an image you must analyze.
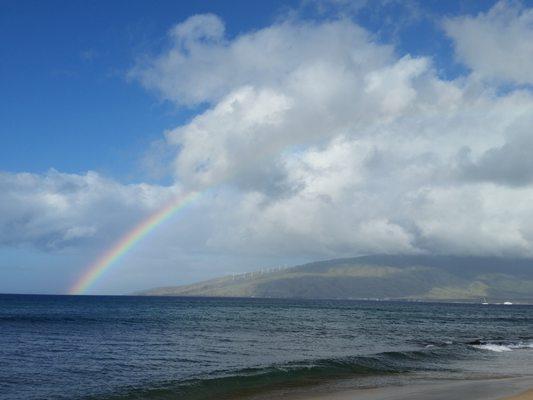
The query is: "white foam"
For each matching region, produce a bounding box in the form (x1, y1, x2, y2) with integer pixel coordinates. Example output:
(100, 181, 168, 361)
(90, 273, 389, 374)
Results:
(473, 341, 533, 352)
(509, 342, 533, 350)
(473, 344, 512, 352)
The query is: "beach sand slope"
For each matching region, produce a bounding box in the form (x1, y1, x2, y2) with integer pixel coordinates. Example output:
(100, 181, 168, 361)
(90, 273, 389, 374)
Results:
(504, 389, 533, 400)
(300, 377, 532, 400)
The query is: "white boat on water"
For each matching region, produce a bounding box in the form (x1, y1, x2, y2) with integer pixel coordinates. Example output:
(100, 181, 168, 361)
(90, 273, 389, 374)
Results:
(503, 301, 513, 305)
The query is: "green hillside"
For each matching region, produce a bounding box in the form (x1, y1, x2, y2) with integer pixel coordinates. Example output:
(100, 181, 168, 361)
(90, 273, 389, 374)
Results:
(137, 255, 533, 302)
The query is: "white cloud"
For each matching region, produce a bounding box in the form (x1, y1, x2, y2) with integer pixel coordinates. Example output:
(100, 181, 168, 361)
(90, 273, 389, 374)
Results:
(444, 1, 533, 85)
(129, 13, 533, 259)
(0, 170, 179, 250)
(410, 184, 533, 256)
(457, 113, 533, 186)
(145, 17, 441, 189)
(130, 17, 393, 106)
(167, 86, 293, 188)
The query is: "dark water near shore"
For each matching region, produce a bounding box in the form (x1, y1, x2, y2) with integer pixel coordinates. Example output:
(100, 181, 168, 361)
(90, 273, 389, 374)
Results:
(0, 295, 532, 400)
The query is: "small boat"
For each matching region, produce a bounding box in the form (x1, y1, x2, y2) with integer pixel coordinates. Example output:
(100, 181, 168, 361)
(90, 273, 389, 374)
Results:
(482, 297, 488, 305)
(503, 301, 513, 305)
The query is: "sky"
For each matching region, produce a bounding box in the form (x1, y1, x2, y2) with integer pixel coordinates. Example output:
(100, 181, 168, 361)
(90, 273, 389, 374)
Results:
(1, 0, 533, 294)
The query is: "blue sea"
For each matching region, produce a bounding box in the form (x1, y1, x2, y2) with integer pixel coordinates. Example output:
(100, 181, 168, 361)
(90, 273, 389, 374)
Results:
(0, 295, 532, 400)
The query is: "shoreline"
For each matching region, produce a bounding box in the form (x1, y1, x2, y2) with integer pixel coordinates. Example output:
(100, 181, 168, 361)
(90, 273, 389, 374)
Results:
(305, 377, 533, 400)
(244, 376, 533, 400)
(504, 390, 533, 400)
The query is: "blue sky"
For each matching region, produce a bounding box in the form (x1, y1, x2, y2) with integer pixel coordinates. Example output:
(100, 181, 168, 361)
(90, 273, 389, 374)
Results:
(2, 0, 533, 294)
(1, 0, 298, 180)
(1, 0, 492, 179)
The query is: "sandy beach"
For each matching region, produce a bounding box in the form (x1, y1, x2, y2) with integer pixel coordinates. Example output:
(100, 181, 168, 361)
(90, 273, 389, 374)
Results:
(504, 389, 533, 400)
(287, 377, 533, 400)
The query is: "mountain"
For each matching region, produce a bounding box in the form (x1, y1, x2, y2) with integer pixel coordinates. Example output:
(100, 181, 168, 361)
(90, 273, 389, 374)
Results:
(137, 255, 533, 302)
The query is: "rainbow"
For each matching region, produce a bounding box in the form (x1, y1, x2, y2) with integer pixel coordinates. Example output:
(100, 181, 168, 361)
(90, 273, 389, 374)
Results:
(69, 191, 200, 295)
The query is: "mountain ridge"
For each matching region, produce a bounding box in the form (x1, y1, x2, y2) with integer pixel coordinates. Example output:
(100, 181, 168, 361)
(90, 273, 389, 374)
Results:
(137, 255, 533, 302)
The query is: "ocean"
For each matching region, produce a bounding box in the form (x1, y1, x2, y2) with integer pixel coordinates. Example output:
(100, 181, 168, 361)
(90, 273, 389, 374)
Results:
(0, 295, 531, 400)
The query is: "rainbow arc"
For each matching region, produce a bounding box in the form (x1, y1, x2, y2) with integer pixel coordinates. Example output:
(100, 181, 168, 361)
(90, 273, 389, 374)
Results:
(69, 191, 200, 294)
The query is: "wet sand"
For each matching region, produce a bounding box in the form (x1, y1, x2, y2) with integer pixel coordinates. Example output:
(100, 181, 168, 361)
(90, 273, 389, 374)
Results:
(295, 377, 533, 400)
(504, 389, 533, 400)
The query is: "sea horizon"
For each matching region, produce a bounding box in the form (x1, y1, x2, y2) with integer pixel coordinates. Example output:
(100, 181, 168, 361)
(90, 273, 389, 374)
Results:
(3, 292, 533, 305)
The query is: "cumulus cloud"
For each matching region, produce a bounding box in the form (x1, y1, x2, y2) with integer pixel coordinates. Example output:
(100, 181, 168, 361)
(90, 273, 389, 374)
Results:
(139, 16, 440, 188)
(204, 135, 533, 258)
(129, 12, 533, 259)
(5, 6, 533, 279)
(129, 18, 393, 106)
(458, 114, 533, 186)
(444, 1, 533, 85)
(0, 170, 179, 250)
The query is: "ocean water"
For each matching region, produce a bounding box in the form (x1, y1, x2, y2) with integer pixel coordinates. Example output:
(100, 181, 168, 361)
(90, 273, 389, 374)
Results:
(0, 295, 532, 400)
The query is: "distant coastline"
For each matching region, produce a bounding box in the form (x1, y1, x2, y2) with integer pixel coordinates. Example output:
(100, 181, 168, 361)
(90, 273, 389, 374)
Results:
(137, 255, 533, 303)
